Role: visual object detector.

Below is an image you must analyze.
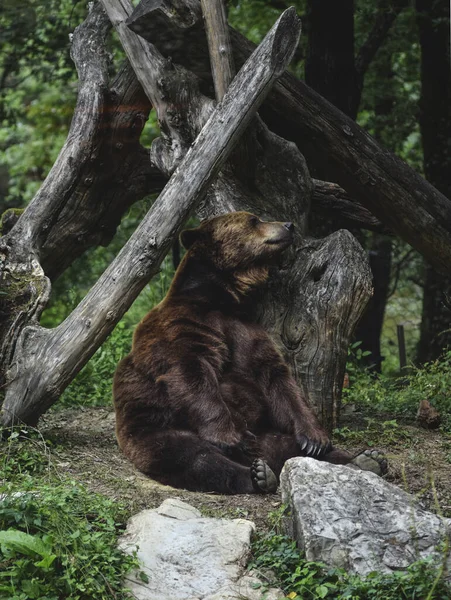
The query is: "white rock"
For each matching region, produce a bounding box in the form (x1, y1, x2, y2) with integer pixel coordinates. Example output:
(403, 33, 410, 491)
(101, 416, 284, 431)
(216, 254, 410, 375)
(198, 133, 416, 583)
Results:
(119, 498, 283, 600)
(280, 457, 451, 576)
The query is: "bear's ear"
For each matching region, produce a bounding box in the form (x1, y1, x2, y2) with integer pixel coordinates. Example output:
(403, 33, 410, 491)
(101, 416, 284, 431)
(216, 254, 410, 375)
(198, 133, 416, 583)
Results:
(180, 227, 203, 249)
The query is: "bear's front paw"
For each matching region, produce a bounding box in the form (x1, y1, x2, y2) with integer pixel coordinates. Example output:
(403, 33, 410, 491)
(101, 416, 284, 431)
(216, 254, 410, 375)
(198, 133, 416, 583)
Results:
(297, 433, 332, 458)
(251, 459, 278, 494)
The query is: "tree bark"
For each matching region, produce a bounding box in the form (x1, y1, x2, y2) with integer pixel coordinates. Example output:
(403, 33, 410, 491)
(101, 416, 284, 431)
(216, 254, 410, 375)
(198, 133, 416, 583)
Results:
(200, 0, 234, 101)
(1, 4, 302, 427)
(311, 180, 389, 234)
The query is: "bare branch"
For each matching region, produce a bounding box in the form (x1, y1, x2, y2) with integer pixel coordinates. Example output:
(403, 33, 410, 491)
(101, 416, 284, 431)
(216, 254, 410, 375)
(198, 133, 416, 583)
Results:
(200, 0, 235, 101)
(312, 179, 390, 233)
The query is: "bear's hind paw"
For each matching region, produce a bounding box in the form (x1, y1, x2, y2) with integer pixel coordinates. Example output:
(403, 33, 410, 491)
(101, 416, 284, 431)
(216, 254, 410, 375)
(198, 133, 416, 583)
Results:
(251, 459, 278, 494)
(351, 449, 388, 476)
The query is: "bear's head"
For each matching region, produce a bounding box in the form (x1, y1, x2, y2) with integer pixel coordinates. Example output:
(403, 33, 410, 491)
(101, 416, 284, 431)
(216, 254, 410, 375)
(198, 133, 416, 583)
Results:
(180, 212, 294, 296)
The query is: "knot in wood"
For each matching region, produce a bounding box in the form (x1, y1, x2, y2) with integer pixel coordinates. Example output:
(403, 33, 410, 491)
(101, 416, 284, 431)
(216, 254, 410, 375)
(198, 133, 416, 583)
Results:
(115, 142, 124, 151)
(342, 125, 353, 137)
(106, 310, 116, 321)
(85, 318, 91, 328)
(84, 176, 93, 186)
(132, 114, 145, 130)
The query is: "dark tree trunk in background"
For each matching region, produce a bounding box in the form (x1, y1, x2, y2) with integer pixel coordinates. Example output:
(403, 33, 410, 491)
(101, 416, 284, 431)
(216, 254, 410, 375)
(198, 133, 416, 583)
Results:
(354, 235, 392, 371)
(354, 51, 395, 371)
(416, 0, 451, 363)
(305, 0, 359, 121)
(305, 0, 397, 371)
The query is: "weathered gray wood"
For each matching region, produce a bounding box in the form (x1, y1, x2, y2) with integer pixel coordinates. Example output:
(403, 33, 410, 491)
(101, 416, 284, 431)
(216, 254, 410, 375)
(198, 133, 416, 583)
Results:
(128, 0, 451, 274)
(0, 4, 111, 391)
(312, 179, 389, 234)
(2, 4, 111, 258)
(40, 62, 163, 280)
(261, 231, 373, 431)
(234, 32, 451, 275)
(1, 6, 302, 426)
(200, 0, 234, 101)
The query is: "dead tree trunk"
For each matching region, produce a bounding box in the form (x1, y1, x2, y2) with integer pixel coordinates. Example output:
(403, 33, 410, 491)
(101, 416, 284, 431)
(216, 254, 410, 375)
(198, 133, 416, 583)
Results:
(1, 3, 301, 427)
(127, 0, 451, 274)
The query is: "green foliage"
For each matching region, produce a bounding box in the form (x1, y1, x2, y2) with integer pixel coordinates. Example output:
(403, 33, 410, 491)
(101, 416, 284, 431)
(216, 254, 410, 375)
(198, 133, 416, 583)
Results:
(344, 348, 451, 432)
(333, 418, 412, 449)
(0, 79, 76, 205)
(60, 321, 133, 407)
(250, 523, 451, 599)
(1, 430, 51, 480)
(0, 433, 137, 600)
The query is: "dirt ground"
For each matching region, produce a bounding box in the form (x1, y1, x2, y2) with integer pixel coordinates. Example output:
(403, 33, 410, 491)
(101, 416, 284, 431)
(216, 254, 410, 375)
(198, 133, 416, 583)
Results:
(39, 406, 451, 528)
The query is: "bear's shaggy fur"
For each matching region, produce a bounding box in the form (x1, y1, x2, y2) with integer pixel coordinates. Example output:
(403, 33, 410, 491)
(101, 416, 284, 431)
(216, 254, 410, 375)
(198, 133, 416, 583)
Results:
(113, 212, 357, 494)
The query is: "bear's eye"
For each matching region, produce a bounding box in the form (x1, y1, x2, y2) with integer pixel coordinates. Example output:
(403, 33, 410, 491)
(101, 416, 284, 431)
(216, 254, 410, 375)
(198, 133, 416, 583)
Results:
(249, 216, 260, 227)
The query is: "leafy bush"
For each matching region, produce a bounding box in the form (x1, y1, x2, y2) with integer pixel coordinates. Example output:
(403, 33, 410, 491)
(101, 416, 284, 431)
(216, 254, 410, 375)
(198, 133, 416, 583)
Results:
(60, 321, 132, 407)
(344, 347, 451, 431)
(0, 433, 137, 600)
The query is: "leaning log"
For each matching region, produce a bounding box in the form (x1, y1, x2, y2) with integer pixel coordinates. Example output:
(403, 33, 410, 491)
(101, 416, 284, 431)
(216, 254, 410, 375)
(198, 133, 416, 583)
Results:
(1, 6, 301, 427)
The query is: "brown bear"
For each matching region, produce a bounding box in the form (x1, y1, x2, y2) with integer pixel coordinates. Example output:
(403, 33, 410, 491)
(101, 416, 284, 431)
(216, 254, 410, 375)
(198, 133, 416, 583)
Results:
(113, 212, 386, 494)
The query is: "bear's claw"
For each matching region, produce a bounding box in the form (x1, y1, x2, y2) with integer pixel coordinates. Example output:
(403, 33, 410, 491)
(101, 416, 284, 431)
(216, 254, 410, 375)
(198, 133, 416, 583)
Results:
(251, 459, 278, 493)
(351, 449, 388, 476)
(297, 435, 332, 458)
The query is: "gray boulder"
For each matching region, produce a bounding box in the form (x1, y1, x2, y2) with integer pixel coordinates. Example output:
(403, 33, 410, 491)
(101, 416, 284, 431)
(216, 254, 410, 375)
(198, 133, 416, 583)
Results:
(280, 457, 451, 576)
(119, 498, 283, 600)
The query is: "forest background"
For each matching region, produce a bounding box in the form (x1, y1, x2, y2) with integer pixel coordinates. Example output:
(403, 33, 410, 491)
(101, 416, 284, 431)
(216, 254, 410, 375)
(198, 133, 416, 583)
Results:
(1, 1, 451, 599)
(1, 0, 450, 401)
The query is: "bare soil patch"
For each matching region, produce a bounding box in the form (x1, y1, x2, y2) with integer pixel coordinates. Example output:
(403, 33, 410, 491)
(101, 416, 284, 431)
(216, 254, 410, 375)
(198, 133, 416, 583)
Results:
(40, 406, 451, 527)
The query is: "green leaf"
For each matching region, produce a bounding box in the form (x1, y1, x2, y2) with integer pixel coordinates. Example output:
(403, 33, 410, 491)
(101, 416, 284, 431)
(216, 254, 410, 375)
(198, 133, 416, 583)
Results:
(35, 553, 57, 568)
(0, 529, 52, 558)
(138, 570, 149, 583)
(315, 584, 329, 598)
